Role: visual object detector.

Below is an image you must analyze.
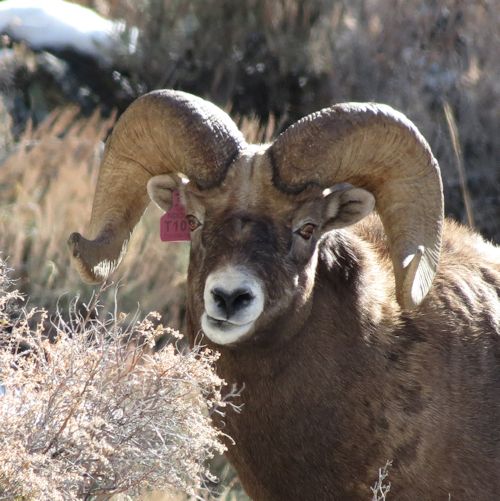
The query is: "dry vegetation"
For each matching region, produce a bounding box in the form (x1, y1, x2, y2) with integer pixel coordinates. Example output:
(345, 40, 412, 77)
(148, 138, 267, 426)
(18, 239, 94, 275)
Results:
(0, 106, 188, 327)
(1, 0, 498, 499)
(370, 461, 392, 501)
(0, 256, 236, 500)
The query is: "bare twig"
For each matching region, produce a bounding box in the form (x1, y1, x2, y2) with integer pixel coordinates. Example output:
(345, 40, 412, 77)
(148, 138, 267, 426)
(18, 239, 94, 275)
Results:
(371, 460, 392, 501)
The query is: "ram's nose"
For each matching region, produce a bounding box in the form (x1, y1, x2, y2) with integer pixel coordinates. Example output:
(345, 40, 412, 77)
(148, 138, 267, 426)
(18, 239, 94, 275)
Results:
(203, 266, 265, 329)
(202, 266, 265, 344)
(211, 287, 255, 319)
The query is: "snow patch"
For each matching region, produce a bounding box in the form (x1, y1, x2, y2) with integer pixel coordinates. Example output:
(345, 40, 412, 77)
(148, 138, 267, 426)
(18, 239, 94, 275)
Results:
(0, 0, 137, 66)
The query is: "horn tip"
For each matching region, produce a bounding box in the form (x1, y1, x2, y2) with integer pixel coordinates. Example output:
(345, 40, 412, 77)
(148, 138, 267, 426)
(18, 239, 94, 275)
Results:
(398, 246, 437, 310)
(67, 232, 105, 285)
(67, 232, 82, 257)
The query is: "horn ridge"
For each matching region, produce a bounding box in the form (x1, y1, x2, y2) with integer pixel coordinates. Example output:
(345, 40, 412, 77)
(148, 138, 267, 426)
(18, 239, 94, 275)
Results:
(68, 89, 246, 283)
(268, 102, 444, 310)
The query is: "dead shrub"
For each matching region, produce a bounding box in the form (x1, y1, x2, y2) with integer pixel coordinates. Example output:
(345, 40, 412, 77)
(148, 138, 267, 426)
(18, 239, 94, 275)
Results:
(0, 257, 234, 500)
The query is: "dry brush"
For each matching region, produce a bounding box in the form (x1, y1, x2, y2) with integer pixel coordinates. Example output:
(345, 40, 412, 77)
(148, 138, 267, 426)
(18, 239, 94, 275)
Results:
(0, 257, 236, 500)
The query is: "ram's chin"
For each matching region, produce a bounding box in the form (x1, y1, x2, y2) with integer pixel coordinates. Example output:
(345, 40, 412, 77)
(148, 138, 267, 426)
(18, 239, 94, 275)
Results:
(201, 313, 255, 345)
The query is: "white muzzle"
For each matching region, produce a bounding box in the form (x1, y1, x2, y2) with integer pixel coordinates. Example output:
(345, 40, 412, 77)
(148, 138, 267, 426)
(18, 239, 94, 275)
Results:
(201, 266, 264, 345)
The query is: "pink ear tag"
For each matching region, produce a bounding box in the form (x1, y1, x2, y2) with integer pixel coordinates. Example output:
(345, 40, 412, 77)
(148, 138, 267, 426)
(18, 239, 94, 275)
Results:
(160, 190, 190, 242)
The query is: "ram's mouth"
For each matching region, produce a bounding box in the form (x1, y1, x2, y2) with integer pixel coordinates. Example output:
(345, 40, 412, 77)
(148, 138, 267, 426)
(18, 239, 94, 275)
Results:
(206, 314, 253, 328)
(201, 313, 256, 345)
(207, 316, 232, 330)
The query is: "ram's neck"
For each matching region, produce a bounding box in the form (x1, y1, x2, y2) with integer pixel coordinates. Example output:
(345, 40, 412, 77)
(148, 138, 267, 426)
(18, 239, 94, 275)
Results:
(202, 228, 397, 499)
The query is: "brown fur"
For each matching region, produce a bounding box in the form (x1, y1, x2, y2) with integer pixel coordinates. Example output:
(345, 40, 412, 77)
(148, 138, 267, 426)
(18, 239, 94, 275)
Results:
(182, 157, 500, 500)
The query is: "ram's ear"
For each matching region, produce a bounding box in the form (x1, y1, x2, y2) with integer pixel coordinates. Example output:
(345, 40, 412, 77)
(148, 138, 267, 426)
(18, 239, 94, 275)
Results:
(147, 174, 180, 211)
(322, 183, 375, 230)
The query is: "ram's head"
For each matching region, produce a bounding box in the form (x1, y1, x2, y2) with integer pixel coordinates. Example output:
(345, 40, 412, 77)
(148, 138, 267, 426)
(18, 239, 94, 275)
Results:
(68, 90, 443, 346)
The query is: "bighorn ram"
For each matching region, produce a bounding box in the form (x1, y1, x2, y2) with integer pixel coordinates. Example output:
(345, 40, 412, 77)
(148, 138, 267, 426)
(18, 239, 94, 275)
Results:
(68, 90, 500, 500)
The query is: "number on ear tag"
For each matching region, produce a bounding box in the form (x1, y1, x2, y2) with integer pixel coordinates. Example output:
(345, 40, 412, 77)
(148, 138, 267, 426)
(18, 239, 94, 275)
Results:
(160, 191, 190, 242)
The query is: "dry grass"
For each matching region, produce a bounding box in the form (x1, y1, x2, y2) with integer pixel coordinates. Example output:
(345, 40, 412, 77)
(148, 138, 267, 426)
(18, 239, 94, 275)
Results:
(443, 101, 475, 230)
(0, 257, 236, 500)
(0, 97, 13, 162)
(0, 108, 189, 327)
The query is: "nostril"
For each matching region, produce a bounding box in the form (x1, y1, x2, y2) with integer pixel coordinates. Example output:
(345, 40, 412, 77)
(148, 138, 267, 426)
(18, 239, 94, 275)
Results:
(211, 287, 254, 318)
(211, 289, 227, 310)
(233, 292, 254, 311)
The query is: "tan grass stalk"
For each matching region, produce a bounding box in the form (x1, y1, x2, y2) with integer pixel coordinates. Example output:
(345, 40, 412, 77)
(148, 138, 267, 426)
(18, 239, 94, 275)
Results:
(443, 101, 476, 230)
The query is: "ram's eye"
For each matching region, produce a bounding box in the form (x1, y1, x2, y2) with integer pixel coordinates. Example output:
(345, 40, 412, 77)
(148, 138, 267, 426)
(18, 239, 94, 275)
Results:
(296, 223, 316, 240)
(186, 215, 201, 231)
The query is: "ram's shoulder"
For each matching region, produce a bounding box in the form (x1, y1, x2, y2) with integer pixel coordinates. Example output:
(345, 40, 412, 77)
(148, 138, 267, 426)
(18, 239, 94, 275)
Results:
(352, 215, 500, 270)
(440, 219, 500, 268)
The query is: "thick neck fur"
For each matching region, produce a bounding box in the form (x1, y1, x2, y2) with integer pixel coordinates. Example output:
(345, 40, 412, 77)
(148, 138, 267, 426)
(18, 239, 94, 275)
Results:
(186, 215, 500, 500)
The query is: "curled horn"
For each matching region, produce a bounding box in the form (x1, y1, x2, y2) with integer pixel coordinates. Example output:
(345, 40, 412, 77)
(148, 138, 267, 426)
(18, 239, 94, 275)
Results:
(68, 90, 246, 283)
(269, 103, 444, 310)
